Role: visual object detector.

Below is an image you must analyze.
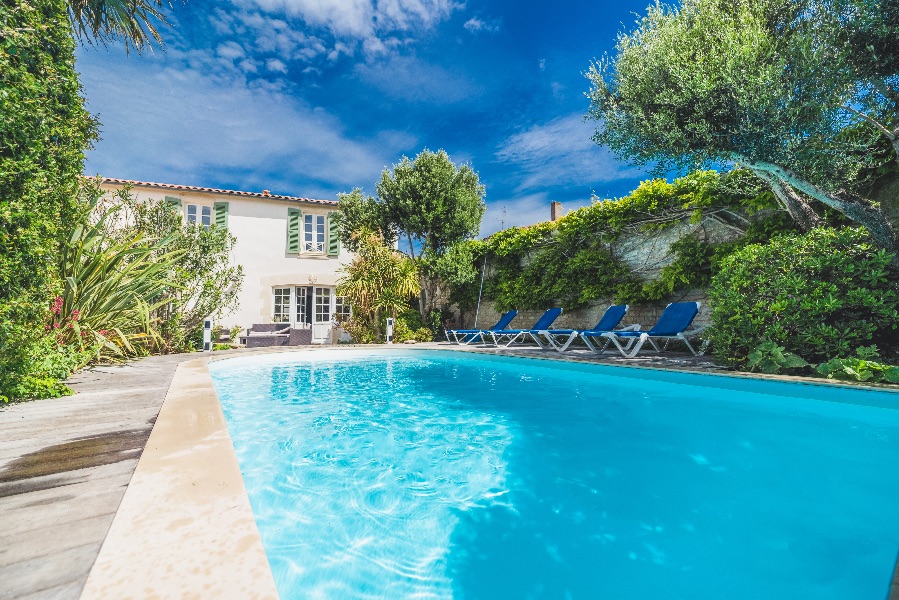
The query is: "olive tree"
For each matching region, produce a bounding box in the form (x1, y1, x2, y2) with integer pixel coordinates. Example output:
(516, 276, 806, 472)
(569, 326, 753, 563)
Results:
(586, 0, 897, 253)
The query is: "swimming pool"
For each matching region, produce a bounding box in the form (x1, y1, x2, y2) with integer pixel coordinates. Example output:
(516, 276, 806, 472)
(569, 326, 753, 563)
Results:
(209, 350, 899, 599)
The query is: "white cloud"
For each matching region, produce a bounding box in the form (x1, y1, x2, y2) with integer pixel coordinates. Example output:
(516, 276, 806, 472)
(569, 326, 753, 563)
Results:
(480, 193, 550, 236)
(266, 58, 288, 73)
(216, 41, 246, 61)
(463, 16, 501, 33)
(78, 55, 417, 198)
(495, 113, 644, 193)
(354, 54, 481, 104)
(228, 0, 462, 57)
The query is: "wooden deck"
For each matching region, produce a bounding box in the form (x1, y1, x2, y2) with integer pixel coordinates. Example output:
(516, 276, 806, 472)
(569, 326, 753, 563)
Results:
(0, 354, 196, 600)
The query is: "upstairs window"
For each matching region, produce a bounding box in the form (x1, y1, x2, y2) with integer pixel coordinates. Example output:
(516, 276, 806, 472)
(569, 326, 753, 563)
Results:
(304, 214, 325, 252)
(187, 204, 211, 228)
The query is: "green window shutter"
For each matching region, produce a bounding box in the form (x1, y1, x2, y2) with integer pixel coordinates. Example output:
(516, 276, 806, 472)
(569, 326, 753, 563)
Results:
(327, 213, 340, 257)
(164, 196, 182, 209)
(213, 202, 229, 229)
(287, 207, 301, 254)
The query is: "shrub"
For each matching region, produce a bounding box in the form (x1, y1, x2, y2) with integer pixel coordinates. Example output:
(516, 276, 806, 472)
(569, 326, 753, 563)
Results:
(0, 0, 97, 401)
(816, 346, 899, 384)
(709, 227, 899, 366)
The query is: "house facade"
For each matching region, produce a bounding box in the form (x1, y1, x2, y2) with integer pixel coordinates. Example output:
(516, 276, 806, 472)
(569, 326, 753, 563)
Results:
(100, 178, 353, 344)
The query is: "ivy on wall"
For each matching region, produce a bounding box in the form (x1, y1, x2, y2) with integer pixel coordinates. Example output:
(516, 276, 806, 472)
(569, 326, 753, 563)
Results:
(444, 170, 803, 317)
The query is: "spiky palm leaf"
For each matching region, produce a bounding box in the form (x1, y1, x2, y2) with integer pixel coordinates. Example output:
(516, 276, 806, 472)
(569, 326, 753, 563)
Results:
(55, 199, 185, 361)
(67, 0, 170, 52)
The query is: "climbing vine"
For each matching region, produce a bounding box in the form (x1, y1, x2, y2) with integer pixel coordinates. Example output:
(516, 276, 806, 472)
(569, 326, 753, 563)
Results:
(443, 170, 802, 317)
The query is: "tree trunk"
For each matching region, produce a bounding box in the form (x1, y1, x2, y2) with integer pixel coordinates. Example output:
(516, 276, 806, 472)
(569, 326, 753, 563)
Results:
(419, 275, 429, 323)
(752, 169, 821, 232)
(735, 155, 898, 258)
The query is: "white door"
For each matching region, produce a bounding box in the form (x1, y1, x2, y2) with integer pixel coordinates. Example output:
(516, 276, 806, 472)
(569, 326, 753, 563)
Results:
(311, 287, 333, 344)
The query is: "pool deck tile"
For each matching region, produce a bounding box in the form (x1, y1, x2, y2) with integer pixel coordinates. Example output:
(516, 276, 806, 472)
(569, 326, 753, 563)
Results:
(79, 357, 278, 600)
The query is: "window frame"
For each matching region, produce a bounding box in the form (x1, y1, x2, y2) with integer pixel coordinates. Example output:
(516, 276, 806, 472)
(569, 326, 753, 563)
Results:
(273, 287, 291, 323)
(303, 214, 326, 253)
(186, 203, 212, 229)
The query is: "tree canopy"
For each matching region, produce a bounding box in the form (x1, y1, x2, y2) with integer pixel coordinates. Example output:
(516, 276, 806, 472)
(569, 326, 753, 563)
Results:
(335, 149, 486, 260)
(586, 0, 897, 252)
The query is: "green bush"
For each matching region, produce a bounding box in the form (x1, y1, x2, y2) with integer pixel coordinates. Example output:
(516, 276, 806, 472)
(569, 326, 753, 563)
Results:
(0, 0, 98, 401)
(709, 227, 899, 366)
(816, 346, 899, 384)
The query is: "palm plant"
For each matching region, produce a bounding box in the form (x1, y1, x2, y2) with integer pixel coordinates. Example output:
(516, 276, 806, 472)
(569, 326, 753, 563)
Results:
(337, 231, 420, 340)
(67, 0, 171, 51)
(53, 197, 185, 361)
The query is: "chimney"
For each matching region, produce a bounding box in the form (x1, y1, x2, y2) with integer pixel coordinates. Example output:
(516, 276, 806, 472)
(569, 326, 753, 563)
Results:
(550, 201, 562, 221)
(262, 189, 271, 197)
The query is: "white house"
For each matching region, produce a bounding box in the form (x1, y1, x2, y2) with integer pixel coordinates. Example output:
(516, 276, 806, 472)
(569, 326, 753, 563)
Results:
(100, 178, 354, 344)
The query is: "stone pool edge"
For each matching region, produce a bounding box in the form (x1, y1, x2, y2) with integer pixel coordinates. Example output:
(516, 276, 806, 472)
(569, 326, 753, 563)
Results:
(79, 356, 279, 599)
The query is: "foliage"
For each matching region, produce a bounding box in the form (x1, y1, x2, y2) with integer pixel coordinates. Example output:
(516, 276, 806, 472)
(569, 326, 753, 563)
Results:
(336, 149, 486, 320)
(586, 0, 897, 252)
(106, 183, 244, 350)
(439, 170, 789, 322)
(52, 189, 185, 361)
(66, 0, 170, 52)
(708, 227, 899, 366)
(337, 231, 420, 343)
(746, 341, 809, 374)
(816, 346, 899, 384)
(377, 148, 486, 258)
(0, 0, 97, 402)
(332, 188, 394, 253)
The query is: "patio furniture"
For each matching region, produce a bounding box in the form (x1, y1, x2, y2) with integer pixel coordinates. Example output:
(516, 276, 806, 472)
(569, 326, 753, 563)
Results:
(598, 301, 709, 358)
(446, 309, 519, 345)
(483, 308, 563, 347)
(534, 304, 636, 353)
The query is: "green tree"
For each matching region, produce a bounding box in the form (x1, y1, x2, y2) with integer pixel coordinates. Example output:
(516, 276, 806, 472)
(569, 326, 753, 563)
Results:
(586, 0, 898, 253)
(108, 184, 244, 349)
(0, 0, 97, 401)
(816, 0, 899, 165)
(336, 149, 486, 319)
(336, 231, 420, 342)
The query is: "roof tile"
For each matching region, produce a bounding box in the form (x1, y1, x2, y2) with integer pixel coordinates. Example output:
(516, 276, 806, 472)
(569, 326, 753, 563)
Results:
(101, 178, 338, 206)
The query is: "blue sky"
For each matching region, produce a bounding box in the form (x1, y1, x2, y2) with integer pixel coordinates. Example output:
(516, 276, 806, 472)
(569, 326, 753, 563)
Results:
(76, 0, 655, 234)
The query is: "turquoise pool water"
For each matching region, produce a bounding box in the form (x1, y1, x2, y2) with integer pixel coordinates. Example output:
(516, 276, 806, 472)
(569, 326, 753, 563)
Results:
(209, 350, 899, 599)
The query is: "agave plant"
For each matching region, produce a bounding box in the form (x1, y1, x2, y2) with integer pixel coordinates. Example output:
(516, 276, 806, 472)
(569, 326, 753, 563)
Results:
(52, 198, 185, 362)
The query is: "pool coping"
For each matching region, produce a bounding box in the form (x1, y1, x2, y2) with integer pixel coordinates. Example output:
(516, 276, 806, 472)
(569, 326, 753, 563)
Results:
(78, 343, 899, 599)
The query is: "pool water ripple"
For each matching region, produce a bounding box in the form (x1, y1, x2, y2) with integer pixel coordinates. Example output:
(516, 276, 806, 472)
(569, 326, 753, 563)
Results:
(211, 351, 899, 599)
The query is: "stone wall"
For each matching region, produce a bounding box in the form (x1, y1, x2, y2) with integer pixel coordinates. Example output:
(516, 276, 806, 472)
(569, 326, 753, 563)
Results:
(449, 215, 740, 332)
(465, 289, 710, 333)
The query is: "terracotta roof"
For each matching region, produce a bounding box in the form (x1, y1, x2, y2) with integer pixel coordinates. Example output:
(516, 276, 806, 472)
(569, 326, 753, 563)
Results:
(100, 178, 338, 206)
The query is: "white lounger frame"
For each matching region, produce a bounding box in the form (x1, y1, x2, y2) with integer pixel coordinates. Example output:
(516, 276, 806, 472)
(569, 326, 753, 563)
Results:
(601, 326, 710, 358)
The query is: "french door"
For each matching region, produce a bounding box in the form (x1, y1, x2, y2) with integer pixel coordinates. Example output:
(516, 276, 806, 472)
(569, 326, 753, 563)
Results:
(294, 286, 333, 344)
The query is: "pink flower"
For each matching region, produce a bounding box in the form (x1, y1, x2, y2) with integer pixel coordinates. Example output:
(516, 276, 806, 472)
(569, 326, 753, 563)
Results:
(70, 310, 80, 322)
(53, 322, 61, 329)
(51, 297, 63, 316)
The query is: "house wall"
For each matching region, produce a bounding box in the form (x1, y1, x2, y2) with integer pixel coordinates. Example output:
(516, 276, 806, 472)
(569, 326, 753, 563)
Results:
(100, 183, 352, 331)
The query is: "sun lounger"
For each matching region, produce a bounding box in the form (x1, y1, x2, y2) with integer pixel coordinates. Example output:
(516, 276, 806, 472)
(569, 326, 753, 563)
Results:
(534, 304, 635, 352)
(483, 307, 563, 347)
(598, 301, 708, 358)
(446, 309, 519, 345)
